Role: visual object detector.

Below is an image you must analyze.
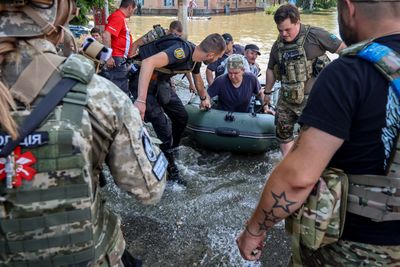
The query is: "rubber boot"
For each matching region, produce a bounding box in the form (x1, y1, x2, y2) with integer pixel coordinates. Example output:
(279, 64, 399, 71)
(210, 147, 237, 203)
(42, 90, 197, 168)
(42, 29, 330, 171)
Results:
(164, 150, 187, 186)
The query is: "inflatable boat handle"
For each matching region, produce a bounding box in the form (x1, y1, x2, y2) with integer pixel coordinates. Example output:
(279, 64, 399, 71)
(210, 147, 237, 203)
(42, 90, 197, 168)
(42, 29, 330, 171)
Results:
(215, 127, 240, 137)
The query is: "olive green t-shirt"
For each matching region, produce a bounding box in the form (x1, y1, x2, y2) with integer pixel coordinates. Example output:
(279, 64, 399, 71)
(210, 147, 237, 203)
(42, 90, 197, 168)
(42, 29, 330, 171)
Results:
(267, 24, 342, 70)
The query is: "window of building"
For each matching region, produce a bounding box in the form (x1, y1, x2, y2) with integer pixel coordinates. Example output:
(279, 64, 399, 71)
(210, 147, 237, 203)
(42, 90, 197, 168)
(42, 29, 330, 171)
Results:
(164, 0, 174, 6)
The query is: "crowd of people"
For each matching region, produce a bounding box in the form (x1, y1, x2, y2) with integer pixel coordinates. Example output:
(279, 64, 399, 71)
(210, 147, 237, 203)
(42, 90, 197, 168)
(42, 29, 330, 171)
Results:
(0, 0, 399, 266)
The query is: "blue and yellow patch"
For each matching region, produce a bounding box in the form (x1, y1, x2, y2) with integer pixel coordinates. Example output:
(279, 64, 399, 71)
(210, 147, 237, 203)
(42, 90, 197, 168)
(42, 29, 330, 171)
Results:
(174, 48, 185, 59)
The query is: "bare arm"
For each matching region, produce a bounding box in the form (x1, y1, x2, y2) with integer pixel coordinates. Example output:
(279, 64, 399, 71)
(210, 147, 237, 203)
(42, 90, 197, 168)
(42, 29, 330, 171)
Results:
(134, 52, 169, 120)
(129, 36, 145, 57)
(263, 68, 276, 114)
(102, 31, 115, 68)
(237, 126, 344, 260)
(186, 73, 196, 93)
(206, 68, 214, 86)
(193, 72, 211, 109)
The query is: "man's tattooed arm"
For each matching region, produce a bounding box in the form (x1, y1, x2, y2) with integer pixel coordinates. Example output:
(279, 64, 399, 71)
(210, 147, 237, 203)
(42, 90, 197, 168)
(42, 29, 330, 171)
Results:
(257, 191, 297, 232)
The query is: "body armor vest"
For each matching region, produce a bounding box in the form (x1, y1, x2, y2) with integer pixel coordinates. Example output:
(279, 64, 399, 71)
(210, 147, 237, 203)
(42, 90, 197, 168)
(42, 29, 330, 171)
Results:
(137, 34, 196, 75)
(0, 54, 122, 266)
(276, 25, 330, 105)
(341, 41, 400, 222)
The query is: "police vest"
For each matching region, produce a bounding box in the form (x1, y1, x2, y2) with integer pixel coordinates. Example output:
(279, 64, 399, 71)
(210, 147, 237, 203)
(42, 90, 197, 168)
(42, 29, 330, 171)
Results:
(0, 54, 123, 266)
(137, 34, 196, 75)
(341, 41, 400, 222)
(276, 25, 331, 105)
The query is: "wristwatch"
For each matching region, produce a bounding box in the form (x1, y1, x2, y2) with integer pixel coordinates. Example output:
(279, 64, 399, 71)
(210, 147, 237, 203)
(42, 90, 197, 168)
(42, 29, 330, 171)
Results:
(200, 95, 207, 101)
(264, 91, 272, 95)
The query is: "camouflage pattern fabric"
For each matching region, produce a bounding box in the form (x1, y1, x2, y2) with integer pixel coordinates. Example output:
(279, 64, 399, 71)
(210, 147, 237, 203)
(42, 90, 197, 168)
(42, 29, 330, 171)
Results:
(0, 1, 57, 38)
(275, 94, 308, 142)
(286, 168, 348, 267)
(293, 239, 400, 267)
(0, 39, 166, 265)
(226, 54, 245, 70)
(142, 25, 167, 44)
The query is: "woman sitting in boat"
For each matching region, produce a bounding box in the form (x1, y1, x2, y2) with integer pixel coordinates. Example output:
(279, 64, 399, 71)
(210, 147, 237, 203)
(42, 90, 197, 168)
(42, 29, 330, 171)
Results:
(207, 54, 264, 112)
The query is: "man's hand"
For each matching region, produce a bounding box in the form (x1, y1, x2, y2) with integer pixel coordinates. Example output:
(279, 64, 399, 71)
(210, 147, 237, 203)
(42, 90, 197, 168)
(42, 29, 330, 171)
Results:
(106, 57, 116, 69)
(263, 105, 275, 115)
(236, 228, 265, 261)
(263, 95, 275, 115)
(200, 98, 211, 110)
(134, 100, 146, 120)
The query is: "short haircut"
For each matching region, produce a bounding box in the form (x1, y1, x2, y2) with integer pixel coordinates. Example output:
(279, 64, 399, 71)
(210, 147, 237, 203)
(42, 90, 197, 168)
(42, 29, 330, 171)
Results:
(90, 27, 101, 35)
(169, 20, 183, 33)
(274, 4, 300, 24)
(120, 0, 137, 8)
(198, 33, 226, 54)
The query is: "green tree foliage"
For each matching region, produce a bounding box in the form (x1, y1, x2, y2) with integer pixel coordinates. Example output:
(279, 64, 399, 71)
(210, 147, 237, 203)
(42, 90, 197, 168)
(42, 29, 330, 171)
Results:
(297, 0, 336, 10)
(71, 0, 115, 25)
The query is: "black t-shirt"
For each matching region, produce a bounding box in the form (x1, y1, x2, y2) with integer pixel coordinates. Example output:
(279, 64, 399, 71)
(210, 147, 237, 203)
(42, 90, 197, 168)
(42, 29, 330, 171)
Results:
(298, 34, 400, 245)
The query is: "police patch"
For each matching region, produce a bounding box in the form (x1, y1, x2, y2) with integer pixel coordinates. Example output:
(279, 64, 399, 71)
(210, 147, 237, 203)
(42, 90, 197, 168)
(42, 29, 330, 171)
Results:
(174, 48, 185, 59)
(141, 128, 157, 162)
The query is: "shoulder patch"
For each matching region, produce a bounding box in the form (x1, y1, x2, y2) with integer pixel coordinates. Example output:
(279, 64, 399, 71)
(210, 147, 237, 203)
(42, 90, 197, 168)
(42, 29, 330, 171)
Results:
(174, 48, 185, 59)
(141, 128, 157, 162)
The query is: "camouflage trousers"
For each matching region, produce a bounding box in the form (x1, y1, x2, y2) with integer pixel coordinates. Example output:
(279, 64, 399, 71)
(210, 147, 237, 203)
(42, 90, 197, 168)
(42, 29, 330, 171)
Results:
(292, 239, 400, 266)
(275, 95, 308, 143)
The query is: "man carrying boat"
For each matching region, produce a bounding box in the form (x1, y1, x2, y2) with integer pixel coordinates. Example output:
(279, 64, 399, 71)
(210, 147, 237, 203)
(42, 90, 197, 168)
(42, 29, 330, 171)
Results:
(237, 0, 400, 265)
(131, 33, 226, 185)
(208, 54, 263, 112)
(263, 4, 345, 156)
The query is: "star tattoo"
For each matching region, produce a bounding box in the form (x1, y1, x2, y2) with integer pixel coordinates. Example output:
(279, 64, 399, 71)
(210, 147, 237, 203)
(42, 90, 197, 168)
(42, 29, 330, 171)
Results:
(271, 191, 296, 213)
(262, 209, 280, 224)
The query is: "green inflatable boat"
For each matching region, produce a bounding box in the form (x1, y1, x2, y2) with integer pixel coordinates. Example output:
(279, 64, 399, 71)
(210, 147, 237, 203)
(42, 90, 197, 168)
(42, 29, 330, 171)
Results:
(185, 97, 277, 153)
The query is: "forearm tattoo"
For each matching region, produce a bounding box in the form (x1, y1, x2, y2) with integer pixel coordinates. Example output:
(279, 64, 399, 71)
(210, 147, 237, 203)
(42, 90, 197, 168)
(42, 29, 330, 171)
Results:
(258, 191, 297, 232)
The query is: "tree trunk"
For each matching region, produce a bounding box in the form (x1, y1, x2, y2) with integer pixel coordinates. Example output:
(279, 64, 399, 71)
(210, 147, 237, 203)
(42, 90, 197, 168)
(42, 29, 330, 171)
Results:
(303, 0, 314, 10)
(177, 0, 189, 39)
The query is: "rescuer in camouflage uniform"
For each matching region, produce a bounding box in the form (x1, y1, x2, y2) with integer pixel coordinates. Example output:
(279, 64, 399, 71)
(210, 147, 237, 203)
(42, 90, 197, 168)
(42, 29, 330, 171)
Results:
(0, 1, 166, 266)
(263, 4, 345, 156)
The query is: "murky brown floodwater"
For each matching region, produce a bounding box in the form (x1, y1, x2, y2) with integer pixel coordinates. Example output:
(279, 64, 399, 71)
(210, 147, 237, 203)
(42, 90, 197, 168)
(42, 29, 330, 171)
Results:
(104, 11, 341, 267)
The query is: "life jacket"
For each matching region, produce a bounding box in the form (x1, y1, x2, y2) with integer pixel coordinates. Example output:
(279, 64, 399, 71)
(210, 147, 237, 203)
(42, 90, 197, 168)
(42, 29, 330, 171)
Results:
(276, 25, 331, 105)
(341, 40, 400, 222)
(0, 54, 124, 266)
(136, 34, 197, 75)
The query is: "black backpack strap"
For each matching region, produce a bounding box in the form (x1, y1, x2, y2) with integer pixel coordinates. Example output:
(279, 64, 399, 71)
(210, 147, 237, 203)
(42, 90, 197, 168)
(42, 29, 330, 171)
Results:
(0, 77, 79, 157)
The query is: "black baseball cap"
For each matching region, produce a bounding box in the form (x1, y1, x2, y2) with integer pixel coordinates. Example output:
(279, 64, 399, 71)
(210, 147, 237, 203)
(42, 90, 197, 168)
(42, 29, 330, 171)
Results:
(222, 33, 233, 43)
(245, 44, 261, 55)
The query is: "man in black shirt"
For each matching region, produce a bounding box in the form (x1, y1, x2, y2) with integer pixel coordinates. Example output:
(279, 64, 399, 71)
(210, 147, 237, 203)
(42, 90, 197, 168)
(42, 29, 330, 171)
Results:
(237, 0, 400, 265)
(132, 33, 225, 185)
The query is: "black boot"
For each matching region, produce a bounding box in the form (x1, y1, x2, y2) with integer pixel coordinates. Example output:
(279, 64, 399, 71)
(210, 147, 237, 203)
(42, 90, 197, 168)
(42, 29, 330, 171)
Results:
(164, 151, 187, 186)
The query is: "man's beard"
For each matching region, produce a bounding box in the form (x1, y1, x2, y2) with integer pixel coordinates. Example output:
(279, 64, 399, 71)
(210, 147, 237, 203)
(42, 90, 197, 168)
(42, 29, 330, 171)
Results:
(203, 59, 212, 65)
(338, 12, 358, 46)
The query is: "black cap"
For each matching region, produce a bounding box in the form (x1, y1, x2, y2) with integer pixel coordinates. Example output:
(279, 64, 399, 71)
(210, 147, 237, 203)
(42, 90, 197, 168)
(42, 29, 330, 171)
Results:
(222, 33, 233, 43)
(245, 44, 261, 55)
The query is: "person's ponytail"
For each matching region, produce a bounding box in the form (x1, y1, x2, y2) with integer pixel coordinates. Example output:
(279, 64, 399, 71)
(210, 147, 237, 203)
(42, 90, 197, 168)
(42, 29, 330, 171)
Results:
(0, 81, 18, 140)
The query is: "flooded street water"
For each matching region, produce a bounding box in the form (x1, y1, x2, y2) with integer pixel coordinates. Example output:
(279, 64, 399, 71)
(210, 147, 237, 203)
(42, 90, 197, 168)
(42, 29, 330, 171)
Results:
(103, 11, 340, 266)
